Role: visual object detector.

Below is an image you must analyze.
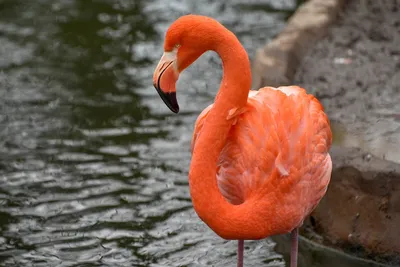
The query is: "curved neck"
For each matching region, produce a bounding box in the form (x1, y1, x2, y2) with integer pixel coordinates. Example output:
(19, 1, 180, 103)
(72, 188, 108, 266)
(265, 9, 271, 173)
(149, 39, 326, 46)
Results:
(189, 26, 269, 239)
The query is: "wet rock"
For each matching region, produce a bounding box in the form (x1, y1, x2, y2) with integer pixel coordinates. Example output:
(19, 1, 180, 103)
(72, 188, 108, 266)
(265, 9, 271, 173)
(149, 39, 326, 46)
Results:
(306, 146, 400, 265)
(273, 230, 393, 267)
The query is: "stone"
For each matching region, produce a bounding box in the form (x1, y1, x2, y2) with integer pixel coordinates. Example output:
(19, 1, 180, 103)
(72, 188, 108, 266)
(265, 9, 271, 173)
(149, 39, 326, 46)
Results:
(251, 0, 348, 89)
(252, 0, 400, 264)
(293, 0, 400, 265)
(307, 146, 400, 264)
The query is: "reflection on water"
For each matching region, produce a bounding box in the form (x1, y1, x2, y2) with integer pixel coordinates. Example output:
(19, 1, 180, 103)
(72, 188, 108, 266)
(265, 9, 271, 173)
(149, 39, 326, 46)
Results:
(0, 0, 295, 266)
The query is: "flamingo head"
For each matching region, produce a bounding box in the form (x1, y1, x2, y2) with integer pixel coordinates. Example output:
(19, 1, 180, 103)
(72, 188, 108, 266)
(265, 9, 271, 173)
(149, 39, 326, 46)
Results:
(153, 47, 180, 113)
(153, 15, 217, 113)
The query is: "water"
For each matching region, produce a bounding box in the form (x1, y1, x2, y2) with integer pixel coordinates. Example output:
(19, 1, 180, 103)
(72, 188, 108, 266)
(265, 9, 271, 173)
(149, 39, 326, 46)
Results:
(0, 0, 388, 266)
(0, 0, 297, 266)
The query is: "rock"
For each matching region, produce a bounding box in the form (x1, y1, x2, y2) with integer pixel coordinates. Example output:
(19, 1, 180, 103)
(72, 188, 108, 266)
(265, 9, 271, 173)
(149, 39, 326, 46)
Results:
(292, 0, 400, 264)
(306, 146, 400, 265)
(251, 0, 348, 89)
(252, 0, 400, 264)
(273, 230, 393, 267)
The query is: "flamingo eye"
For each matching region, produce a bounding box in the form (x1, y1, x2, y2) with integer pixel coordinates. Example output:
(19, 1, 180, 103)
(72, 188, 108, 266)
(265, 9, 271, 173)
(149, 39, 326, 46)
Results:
(175, 44, 181, 49)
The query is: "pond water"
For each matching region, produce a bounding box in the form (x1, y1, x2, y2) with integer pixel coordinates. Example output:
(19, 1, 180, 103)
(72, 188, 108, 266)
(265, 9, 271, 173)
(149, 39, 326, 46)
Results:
(0, 0, 387, 266)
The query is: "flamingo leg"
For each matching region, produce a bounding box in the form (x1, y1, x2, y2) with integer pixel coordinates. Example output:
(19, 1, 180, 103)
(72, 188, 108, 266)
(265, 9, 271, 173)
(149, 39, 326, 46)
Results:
(290, 227, 299, 267)
(237, 239, 244, 267)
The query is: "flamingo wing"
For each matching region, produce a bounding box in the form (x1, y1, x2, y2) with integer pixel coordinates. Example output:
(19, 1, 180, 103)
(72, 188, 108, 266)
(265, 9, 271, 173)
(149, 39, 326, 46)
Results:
(191, 86, 332, 217)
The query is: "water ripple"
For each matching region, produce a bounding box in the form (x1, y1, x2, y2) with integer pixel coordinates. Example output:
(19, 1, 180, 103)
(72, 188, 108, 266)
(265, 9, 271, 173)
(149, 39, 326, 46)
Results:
(0, 0, 297, 266)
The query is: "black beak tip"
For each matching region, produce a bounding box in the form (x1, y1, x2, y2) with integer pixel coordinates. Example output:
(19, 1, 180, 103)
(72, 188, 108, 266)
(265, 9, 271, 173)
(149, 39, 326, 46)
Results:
(154, 85, 180, 114)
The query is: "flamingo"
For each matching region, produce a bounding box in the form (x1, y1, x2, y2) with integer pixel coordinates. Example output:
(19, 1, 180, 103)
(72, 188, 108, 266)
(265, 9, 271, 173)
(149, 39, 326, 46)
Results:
(152, 15, 332, 267)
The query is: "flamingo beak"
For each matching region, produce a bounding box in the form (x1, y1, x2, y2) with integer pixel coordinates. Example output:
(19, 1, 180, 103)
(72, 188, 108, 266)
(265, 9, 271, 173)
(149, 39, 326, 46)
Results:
(153, 51, 180, 113)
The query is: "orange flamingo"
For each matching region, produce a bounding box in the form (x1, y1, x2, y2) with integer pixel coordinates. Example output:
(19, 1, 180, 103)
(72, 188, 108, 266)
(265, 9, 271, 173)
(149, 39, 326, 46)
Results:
(153, 15, 332, 267)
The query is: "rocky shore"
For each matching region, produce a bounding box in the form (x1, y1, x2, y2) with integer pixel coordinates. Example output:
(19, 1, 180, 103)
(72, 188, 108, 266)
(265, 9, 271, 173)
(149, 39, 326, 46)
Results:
(253, 0, 400, 265)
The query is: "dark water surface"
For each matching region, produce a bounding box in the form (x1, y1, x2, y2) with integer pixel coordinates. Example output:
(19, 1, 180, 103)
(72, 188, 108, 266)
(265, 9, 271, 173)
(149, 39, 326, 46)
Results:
(0, 0, 299, 266)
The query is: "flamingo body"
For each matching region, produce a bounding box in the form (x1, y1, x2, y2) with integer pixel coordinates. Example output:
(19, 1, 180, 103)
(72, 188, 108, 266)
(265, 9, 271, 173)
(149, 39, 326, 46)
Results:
(191, 86, 332, 238)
